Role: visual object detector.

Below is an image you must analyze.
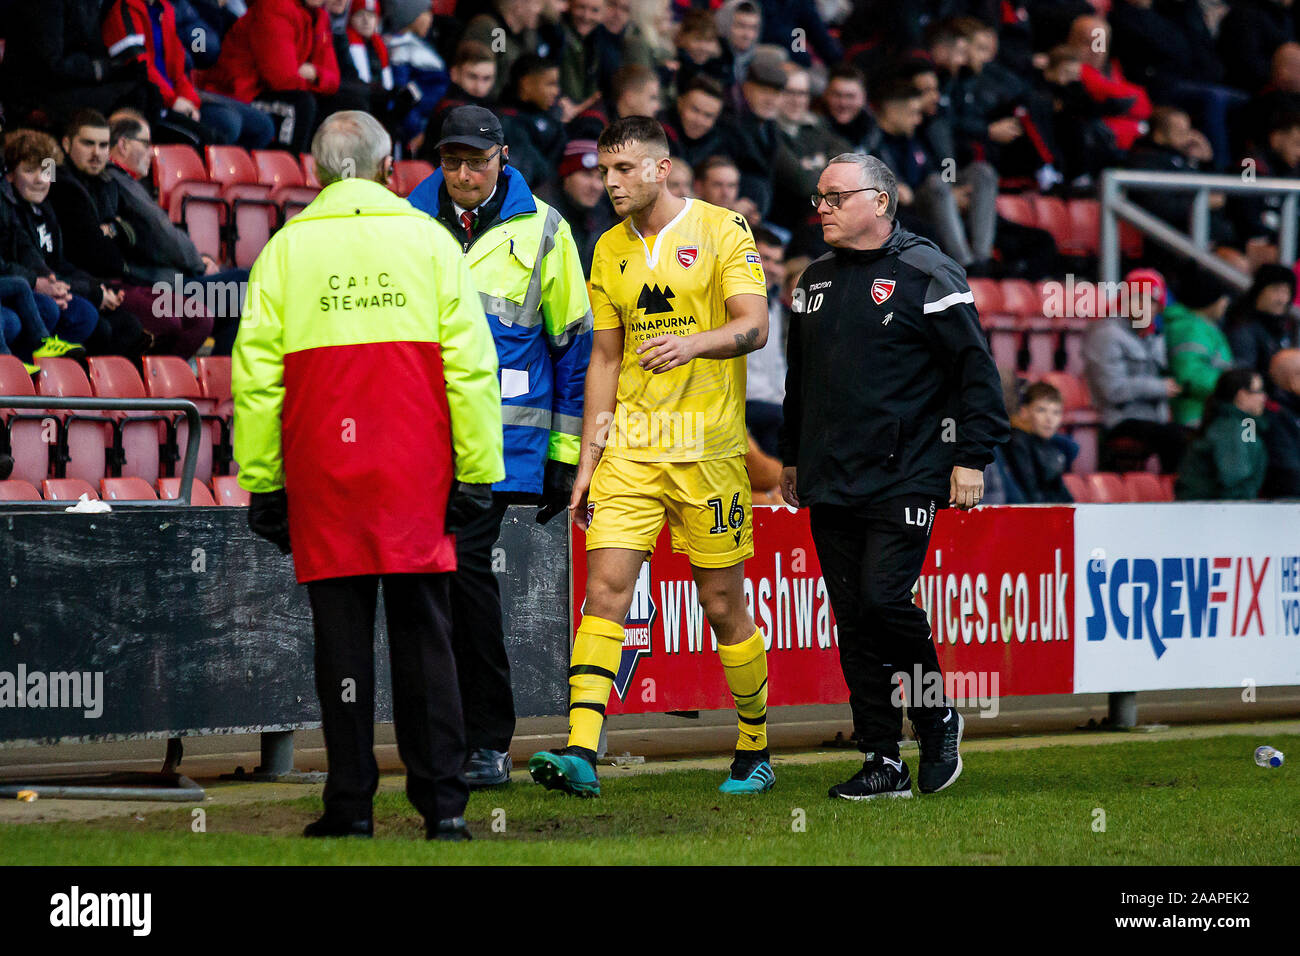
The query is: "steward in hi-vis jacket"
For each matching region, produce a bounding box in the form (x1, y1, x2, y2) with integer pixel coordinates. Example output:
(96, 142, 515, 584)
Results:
(407, 105, 593, 787)
(233, 110, 503, 841)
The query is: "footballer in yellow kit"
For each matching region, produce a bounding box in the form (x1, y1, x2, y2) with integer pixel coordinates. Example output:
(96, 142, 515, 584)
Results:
(529, 117, 776, 797)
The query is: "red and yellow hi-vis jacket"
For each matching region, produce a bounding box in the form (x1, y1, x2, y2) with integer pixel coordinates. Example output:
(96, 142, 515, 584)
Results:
(233, 177, 504, 583)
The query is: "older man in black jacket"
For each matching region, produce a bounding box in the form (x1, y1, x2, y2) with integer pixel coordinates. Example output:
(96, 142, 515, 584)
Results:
(780, 152, 1009, 802)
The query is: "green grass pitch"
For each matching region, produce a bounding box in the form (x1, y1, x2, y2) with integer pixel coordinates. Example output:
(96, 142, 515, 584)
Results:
(2, 734, 1295, 865)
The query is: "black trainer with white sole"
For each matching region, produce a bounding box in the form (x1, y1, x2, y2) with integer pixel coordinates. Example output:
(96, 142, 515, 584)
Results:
(827, 755, 913, 800)
(913, 708, 964, 793)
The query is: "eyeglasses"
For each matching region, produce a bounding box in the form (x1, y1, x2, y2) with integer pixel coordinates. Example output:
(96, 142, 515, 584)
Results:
(440, 147, 502, 173)
(810, 187, 879, 209)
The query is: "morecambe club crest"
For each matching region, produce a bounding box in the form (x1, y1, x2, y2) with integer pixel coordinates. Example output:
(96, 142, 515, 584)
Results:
(676, 245, 698, 269)
(871, 278, 896, 305)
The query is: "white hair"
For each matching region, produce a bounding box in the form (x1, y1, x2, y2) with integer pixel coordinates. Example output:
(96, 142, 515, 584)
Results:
(827, 152, 898, 218)
(311, 111, 392, 186)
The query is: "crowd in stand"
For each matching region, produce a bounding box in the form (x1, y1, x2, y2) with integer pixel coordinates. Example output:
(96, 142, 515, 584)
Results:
(1, 0, 1299, 502)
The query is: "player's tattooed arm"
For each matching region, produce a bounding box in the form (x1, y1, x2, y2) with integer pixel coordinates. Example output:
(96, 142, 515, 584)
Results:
(730, 326, 761, 356)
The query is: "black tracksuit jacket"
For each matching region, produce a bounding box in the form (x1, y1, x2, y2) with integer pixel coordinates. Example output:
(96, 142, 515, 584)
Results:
(780, 222, 1009, 507)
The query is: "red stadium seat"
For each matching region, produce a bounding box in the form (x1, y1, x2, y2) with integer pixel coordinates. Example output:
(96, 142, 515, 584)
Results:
(196, 355, 235, 473)
(86, 356, 164, 485)
(1060, 318, 1089, 375)
(1124, 471, 1170, 502)
(300, 153, 321, 188)
(1071, 425, 1099, 474)
(142, 357, 215, 482)
(207, 146, 278, 267)
(1160, 474, 1177, 500)
(996, 193, 1036, 228)
(1086, 472, 1132, 503)
(0, 479, 41, 501)
(968, 278, 1004, 317)
(101, 477, 158, 501)
(151, 145, 227, 260)
(1062, 473, 1091, 502)
(34, 358, 111, 485)
(41, 478, 99, 501)
(390, 160, 435, 197)
(1065, 199, 1100, 256)
(252, 149, 307, 189)
(0, 355, 51, 485)
(211, 475, 251, 507)
(157, 477, 217, 505)
(1038, 371, 1089, 410)
(1119, 220, 1144, 258)
(251, 150, 320, 220)
(999, 279, 1042, 320)
(1029, 195, 1071, 251)
(1022, 317, 1059, 373)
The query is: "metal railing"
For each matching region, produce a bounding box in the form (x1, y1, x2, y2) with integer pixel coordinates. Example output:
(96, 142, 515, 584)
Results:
(0, 397, 202, 506)
(1100, 169, 1300, 306)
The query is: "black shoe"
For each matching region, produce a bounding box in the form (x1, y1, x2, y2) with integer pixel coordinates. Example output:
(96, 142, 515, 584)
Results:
(913, 708, 964, 794)
(0, 454, 12, 481)
(303, 815, 373, 838)
(828, 754, 913, 801)
(464, 748, 512, 789)
(427, 816, 472, 841)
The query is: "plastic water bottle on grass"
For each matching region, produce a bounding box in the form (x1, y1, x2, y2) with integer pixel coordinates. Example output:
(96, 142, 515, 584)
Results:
(1254, 746, 1284, 768)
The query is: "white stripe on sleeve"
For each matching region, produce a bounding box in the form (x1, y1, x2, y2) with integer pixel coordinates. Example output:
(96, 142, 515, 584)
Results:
(107, 34, 145, 57)
(923, 289, 976, 314)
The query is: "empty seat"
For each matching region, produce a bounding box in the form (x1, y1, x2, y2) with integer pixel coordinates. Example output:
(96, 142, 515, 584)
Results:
(34, 358, 112, 484)
(300, 153, 321, 188)
(1029, 195, 1071, 252)
(1059, 319, 1089, 375)
(101, 477, 158, 500)
(999, 279, 1042, 320)
(251, 150, 320, 219)
(1065, 199, 1100, 256)
(41, 478, 99, 501)
(1062, 473, 1091, 502)
(390, 160, 435, 197)
(196, 355, 235, 474)
(1070, 424, 1099, 474)
(151, 144, 226, 259)
(142, 356, 215, 482)
(157, 477, 217, 505)
(1038, 371, 1089, 411)
(968, 278, 1004, 316)
(211, 475, 251, 506)
(207, 146, 278, 268)
(1124, 471, 1170, 502)
(86, 356, 164, 485)
(1022, 317, 1060, 373)
(0, 479, 41, 501)
(1086, 472, 1131, 503)
(996, 193, 1036, 228)
(1161, 474, 1177, 500)
(0, 355, 52, 485)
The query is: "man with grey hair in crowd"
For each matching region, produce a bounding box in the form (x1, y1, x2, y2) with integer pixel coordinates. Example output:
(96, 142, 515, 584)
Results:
(779, 151, 1008, 801)
(233, 110, 505, 841)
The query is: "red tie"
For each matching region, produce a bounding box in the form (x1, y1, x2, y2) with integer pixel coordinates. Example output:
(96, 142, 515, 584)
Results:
(460, 210, 474, 240)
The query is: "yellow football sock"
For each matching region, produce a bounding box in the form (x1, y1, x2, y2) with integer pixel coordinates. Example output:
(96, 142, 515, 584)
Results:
(566, 615, 626, 752)
(718, 628, 769, 752)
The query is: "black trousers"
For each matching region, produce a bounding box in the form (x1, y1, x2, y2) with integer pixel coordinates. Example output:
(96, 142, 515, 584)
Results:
(306, 573, 468, 824)
(449, 497, 516, 753)
(1100, 419, 1190, 474)
(810, 493, 949, 758)
(252, 91, 318, 154)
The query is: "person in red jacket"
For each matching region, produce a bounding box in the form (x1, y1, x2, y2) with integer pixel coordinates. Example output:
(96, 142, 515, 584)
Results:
(198, 0, 341, 152)
(102, 0, 275, 149)
(1069, 14, 1152, 152)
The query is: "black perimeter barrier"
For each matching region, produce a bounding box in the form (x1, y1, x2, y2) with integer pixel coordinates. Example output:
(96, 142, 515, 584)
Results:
(0, 488, 571, 796)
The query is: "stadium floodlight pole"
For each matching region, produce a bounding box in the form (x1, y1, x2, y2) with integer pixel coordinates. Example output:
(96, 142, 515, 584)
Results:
(0, 397, 202, 506)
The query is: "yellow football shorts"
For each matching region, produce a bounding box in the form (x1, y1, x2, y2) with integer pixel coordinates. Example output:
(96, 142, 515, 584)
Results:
(585, 454, 754, 568)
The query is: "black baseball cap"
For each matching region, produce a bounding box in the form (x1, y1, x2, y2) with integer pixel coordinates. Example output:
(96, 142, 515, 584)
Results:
(436, 106, 505, 151)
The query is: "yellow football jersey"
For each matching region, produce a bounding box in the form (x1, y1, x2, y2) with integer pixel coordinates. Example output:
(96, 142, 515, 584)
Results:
(589, 198, 768, 462)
